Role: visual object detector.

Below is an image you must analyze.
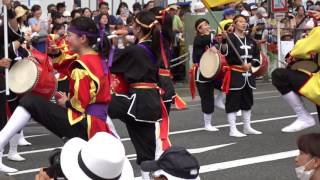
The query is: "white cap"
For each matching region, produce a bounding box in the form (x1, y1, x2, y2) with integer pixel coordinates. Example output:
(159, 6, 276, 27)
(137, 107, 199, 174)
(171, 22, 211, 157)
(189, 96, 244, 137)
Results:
(241, 10, 250, 17)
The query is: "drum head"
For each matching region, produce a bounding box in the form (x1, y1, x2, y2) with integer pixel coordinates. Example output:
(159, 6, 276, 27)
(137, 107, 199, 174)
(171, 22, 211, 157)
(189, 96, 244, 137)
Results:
(291, 61, 318, 73)
(9, 60, 38, 94)
(199, 50, 221, 78)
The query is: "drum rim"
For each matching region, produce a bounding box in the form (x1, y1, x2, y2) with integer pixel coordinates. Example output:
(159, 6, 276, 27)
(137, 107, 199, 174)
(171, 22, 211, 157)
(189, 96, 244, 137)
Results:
(9, 60, 39, 94)
(290, 60, 318, 73)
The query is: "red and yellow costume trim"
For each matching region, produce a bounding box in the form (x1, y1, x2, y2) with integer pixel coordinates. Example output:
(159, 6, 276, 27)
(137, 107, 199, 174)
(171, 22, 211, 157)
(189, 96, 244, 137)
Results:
(130, 82, 171, 150)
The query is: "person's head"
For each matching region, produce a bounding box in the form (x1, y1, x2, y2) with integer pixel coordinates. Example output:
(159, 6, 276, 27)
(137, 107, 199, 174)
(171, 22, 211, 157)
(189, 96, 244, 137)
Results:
(141, 146, 200, 180)
(224, 22, 234, 33)
(296, 5, 305, 16)
(133, 10, 161, 60)
(250, 4, 258, 16)
(306, 0, 314, 9)
(47, 4, 56, 14)
(99, 2, 109, 14)
(97, 13, 109, 27)
(116, 2, 129, 15)
(82, 8, 92, 18)
(294, 0, 303, 7)
(223, 8, 236, 20)
(56, 2, 66, 14)
(71, 9, 82, 20)
(295, 133, 320, 180)
(66, 17, 98, 53)
(51, 23, 65, 36)
(193, 1, 206, 14)
(261, 1, 268, 10)
(168, 4, 180, 16)
(256, 7, 268, 19)
(15, 6, 29, 24)
(51, 11, 64, 24)
(31, 5, 42, 19)
(233, 15, 248, 33)
(145, 0, 155, 11)
(195, 18, 210, 35)
(236, 3, 245, 12)
(133, 2, 142, 15)
(60, 132, 134, 180)
(150, 7, 174, 44)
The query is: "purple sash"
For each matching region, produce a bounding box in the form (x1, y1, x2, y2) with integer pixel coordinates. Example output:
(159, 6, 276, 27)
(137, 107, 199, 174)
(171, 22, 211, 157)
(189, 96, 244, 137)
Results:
(85, 103, 107, 120)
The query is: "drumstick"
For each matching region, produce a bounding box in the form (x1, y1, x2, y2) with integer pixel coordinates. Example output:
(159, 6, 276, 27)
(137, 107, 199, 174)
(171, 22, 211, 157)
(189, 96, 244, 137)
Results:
(3, 5, 10, 96)
(201, 0, 244, 64)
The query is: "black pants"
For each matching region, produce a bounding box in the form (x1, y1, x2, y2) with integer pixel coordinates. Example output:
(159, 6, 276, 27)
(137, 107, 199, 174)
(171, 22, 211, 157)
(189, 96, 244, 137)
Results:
(19, 94, 88, 140)
(225, 84, 253, 113)
(109, 94, 157, 165)
(271, 68, 309, 95)
(196, 81, 215, 114)
(0, 76, 19, 130)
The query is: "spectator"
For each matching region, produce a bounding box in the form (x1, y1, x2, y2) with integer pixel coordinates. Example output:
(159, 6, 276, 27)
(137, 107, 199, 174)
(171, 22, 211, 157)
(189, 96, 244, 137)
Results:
(295, 133, 320, 180)
(249, 4, 258, 16)
(116, 3, 132, 26)
(193, 1, 207, 15)
(294, 5, 308, 42)
(144, 0, 154, 11)
(71, 9, 82, 20)
(47, 4, 56, 14)
(96, 13, 110, 35)
(62, 11, 72, 24)
(94, 2, 116, 30)
(141, 146, 200, 180)
(56, 2, 66, 14)
(51, 11, 64, 25)
(28, 5, 48, 53)
(35, 132, 134, 180)
(133, 2, 142, 15)
(217, 8, 236, 34)
(15, 5, 30, 34)
(306, 0, 314, 10)
(82, 8, 92, 18)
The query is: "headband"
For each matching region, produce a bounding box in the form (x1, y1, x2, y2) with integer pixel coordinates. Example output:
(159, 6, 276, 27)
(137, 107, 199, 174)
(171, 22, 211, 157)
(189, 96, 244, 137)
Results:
(135, 18, 159, 29)
(67, 26, 98, 38)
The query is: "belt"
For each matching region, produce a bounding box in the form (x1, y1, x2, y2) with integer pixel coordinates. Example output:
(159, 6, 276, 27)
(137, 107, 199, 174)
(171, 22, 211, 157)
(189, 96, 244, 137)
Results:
(159, 69, 171, 77)
(222, 65, 246, 94)
(130, 82, 159, 89)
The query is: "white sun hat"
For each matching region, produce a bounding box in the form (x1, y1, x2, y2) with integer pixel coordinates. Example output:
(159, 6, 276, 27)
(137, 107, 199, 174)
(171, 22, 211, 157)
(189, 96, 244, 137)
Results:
(60, 132, 134, 180)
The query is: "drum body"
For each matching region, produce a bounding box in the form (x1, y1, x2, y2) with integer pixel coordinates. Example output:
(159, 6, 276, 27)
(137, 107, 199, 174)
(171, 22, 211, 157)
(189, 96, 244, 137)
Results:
(252, 53, 269, 77)
(288, 60, 319, 73)
(199, 50, 227, 80)
(110, 73, 129, 94)
(9, 50, 57, 100)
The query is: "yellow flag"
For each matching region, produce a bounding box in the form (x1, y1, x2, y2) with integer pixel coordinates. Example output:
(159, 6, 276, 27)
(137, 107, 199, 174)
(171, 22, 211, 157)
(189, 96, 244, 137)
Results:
(202, 0, 242, 8)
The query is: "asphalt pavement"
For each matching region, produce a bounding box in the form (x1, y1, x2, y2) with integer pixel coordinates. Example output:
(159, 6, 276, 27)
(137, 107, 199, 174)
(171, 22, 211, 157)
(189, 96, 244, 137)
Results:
(1, 81, 319, 180)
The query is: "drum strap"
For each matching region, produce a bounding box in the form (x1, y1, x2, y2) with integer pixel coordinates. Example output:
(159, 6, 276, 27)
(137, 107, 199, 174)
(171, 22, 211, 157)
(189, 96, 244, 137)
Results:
(222, 65, 246, 94)
(130, 82, 171, 150)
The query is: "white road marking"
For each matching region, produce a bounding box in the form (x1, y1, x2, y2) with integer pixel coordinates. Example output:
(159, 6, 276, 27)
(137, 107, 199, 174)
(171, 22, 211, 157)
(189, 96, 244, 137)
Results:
(134, 150, 299, 179)
(24, 134, 50, 139)
(9, 143, 236, 176)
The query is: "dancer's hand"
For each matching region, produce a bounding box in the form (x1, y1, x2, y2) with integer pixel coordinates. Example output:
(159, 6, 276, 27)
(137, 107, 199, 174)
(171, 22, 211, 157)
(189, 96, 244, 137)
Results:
(0, 58, 11, 68)
(57, 92, 68, 108)
(35, 168, 52, 180)
(242, 63, 252, 71)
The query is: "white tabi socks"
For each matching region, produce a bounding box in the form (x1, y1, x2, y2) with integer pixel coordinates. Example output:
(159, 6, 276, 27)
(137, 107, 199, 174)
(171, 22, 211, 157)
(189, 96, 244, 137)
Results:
(214, 90, 225, 110)
(227, 112, 246, 137)
(0, 106, 31, 151)
(8, 133, 26, 162)
(18, 130, 32, 146)
(281, 91, 315, 132)
(0, 149, 17, 173)
(203, 113, 219, 131)
(242, 110, 262, 135)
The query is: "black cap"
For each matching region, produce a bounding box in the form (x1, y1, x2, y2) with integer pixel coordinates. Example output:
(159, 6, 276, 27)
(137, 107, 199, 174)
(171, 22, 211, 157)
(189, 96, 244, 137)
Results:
(140, 146, 200, 179)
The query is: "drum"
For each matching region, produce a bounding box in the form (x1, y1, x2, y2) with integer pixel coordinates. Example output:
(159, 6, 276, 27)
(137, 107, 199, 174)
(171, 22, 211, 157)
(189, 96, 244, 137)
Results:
(199, 50, 227, 80)
(110, 74, 129, 94)
(252, 53, 269, 77)
(288, 60, 319, 73)
(8, 49, 57, 100)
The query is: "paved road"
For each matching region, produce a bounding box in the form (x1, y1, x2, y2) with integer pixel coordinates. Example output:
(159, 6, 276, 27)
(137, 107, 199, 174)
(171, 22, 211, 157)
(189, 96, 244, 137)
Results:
(1, 82, 319, 180)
